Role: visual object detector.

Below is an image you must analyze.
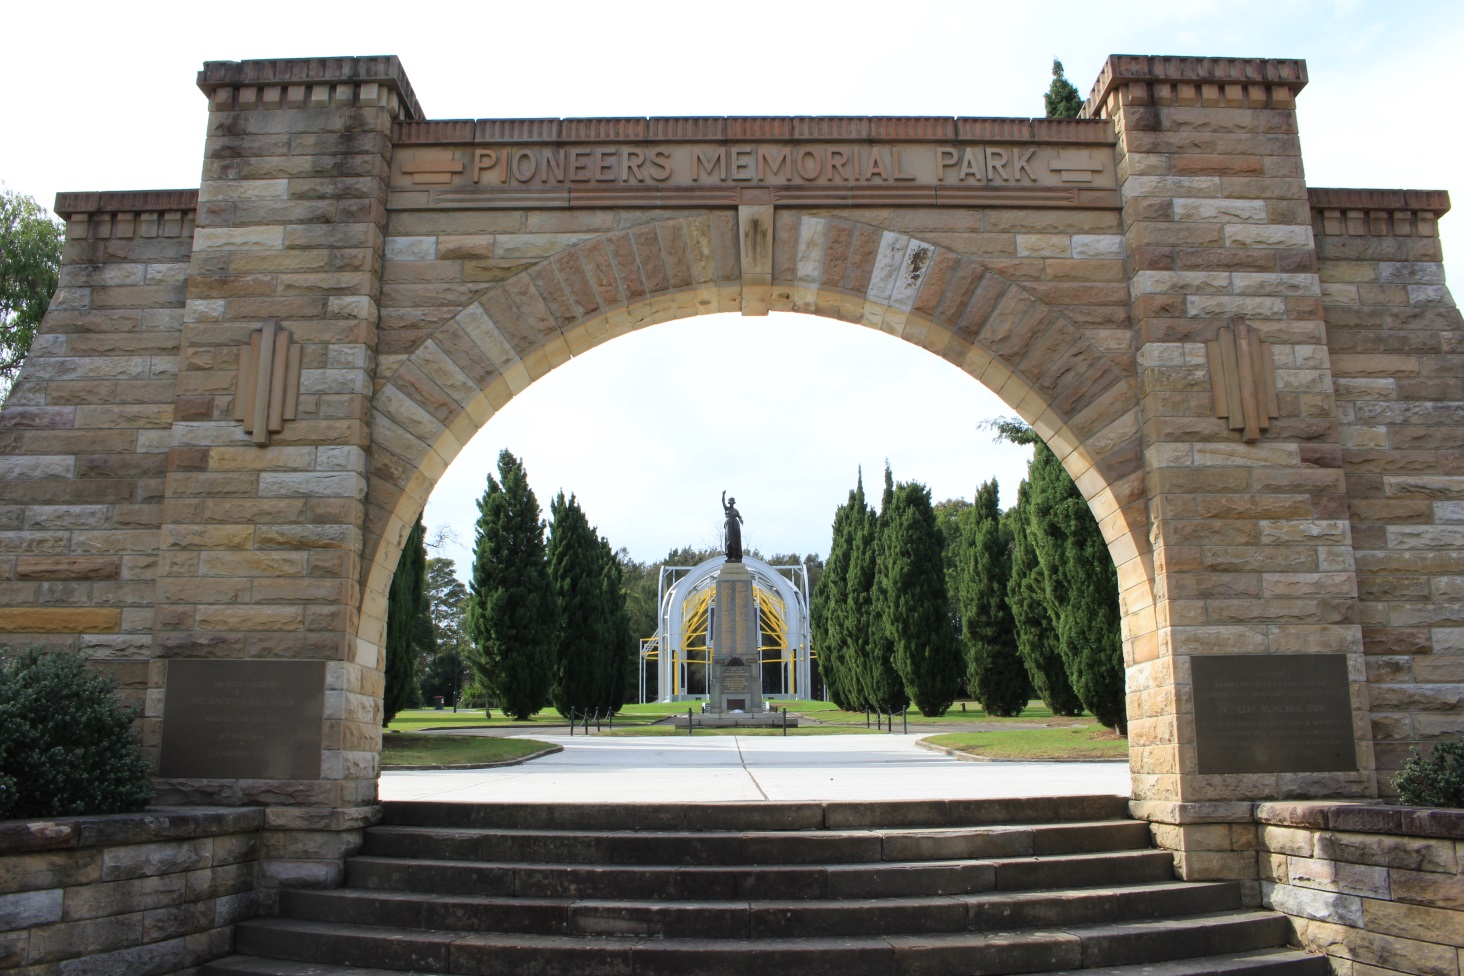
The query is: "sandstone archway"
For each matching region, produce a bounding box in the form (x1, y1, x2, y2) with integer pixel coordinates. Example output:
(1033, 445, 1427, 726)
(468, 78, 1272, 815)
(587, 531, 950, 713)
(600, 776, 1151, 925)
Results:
(358, 216, 1153, 704)
(2, 54, 1458, 891)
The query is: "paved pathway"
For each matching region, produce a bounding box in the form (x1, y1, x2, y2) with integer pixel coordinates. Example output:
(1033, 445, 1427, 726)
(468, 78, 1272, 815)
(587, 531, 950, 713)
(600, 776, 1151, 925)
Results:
(378, 733, 1129, 803)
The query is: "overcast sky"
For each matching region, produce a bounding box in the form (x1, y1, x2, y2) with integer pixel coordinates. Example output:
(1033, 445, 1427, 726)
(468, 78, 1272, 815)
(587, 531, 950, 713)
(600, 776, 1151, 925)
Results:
(4, 0, 1462, 574)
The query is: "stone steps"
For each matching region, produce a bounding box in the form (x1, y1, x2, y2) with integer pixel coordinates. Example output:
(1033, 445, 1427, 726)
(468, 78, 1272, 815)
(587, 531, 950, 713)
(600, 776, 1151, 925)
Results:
(215, 911, 1302, 976)
(207, 797, 1323, 976)
(360, 819, 1155, 865)
(279, 879, 1242, 938)
(345, 847, 1174, 899)
(379, 795, 1133, 830)
(207, 948, 1327, 976)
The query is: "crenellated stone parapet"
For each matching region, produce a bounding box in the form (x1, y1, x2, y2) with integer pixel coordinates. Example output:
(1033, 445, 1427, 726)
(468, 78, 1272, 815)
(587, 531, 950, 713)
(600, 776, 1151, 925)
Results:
(1309, 187, 1451, 238)
(1081, 54, 1308, 119)
(54, 189, 198, 241)
(196, 55, 422, 120)
(395, 116, 1115, 146)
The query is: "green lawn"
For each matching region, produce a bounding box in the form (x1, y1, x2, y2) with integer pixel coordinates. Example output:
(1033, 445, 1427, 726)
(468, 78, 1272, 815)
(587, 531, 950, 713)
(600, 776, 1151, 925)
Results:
(387, 707, 662, 732)
(387, 699, 1094, 741)
(380, 733, 557, 766)
(923, 725, 1128, 761)
(805, 700, 1092, 727)
(614, 699, 839, 717)
(599, 725, 883, 737)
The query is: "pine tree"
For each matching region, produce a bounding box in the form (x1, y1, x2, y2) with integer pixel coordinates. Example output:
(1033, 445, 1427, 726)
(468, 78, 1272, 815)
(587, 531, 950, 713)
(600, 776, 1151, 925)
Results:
(410, 569, 437, 697)
(465, 450, 558, 721)
(958, 481, 1029, 716)
(1045, 59, 1084, 119)
(383, 515, 427, 724)
(419, 556, 471, 706)
(1007, 483, 1084, 716)
(547, 492, 611, 717)
(1025, 442, 1127, 732)
(862, 464, 910, 712)
(879, 480, 961, 716)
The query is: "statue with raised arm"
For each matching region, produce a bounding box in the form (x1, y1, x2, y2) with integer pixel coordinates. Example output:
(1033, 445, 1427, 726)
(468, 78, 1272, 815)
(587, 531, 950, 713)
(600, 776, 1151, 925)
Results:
(721, 491, 744, 562)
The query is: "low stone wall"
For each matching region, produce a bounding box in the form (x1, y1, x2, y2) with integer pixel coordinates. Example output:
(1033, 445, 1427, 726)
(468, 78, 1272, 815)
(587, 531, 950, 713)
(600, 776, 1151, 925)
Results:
(1256, 801, 1464, 976)
(0, 807, 261, 974)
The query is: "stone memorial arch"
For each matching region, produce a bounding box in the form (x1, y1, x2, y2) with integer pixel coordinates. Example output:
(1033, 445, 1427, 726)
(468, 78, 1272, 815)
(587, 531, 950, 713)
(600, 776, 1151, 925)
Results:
(2, 53, 1461, 886)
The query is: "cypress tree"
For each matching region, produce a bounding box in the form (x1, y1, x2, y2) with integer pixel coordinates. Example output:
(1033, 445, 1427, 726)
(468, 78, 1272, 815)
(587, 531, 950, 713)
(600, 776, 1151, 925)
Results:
(1025, 442, 1127, 732)
(1044, 59, 1084, 119)
(1007, 482, 1084, 716)
(862, 464, 910, 712)
(812, 475, 860, 709)
(465, 450, 558, 721)
(1051, 484, 1127, 733)
(383, 515, 427, 724)
(958, 481, 1029, 716)
(547, 492, 610, 717)
(841, 474, 877, 711)
(880, 480, 960, 716)
(595, 537, 631, 714)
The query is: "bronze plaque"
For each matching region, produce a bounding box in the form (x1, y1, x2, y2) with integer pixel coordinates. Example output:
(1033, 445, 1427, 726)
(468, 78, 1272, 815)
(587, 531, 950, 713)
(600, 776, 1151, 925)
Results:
(719, 664, 756, 696)
(159, 660, 326, 779)
(1192, 654, 1357, 775)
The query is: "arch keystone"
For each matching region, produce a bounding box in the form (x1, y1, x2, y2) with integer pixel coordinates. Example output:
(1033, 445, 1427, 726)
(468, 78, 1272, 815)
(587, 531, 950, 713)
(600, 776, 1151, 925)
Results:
(738, 203, 773, 315)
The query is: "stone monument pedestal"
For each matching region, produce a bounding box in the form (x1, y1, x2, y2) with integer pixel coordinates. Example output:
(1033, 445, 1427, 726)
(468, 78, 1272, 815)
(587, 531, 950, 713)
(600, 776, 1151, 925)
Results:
(709, 561, 762, 714)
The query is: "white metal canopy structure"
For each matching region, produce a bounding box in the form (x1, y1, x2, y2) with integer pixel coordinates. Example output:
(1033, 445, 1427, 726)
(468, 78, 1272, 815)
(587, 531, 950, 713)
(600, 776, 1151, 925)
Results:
(638, 555, 811, 703)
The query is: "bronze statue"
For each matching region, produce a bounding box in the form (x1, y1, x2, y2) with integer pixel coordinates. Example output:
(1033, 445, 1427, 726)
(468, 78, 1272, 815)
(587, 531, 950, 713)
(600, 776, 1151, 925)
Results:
(721, 491, 744, 562)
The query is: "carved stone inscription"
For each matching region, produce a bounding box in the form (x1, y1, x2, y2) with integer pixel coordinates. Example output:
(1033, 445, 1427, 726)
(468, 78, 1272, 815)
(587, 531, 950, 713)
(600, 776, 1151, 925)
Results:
(389, 143, 1118, 210)
(440, 144, 1108, 185)
(159, 660, 326, 780)
(1192, 654, 1357, 775)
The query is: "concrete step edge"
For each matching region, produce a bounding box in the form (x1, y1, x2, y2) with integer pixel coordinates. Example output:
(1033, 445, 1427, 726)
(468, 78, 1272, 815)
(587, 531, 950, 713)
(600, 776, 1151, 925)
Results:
(348, 845, 1171, 871)
(203, 946, 1326, 976)
(1048, 948, 1330, 976)
(380, 795, 1132, 831)
(359, 826, 1159, 866)
(234, 907, 1289, 952)
(278, 880, 1243, 939)
(363, 818, 1146, 841)
(288, 878, 1238, 914)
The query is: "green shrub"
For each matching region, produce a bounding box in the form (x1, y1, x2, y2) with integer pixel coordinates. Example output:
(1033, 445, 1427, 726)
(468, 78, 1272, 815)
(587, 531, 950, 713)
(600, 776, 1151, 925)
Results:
(0, 649, 154, 819)
(1392, 738, 1464, 808)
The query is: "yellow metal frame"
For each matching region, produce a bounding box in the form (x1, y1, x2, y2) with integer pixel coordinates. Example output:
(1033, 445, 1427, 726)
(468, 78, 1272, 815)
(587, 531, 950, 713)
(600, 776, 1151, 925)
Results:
(663, 577, 798, 698)
(755, 587, 794, 697)
(672, 586, 714, 696)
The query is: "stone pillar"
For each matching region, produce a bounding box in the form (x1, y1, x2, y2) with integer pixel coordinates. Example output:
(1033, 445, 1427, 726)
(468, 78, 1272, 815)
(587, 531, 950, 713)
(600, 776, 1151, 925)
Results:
(1089, 57, 1372, 880)
(1310, 188, 1464, 791)
(710, 561, 761, 713)
(0, 190, 197, 729)
(152, 57, 420, 891)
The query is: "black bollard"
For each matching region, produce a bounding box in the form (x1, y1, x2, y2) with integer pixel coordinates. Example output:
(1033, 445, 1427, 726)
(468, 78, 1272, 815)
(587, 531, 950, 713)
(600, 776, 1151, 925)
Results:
(687, 707, 693, 736)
